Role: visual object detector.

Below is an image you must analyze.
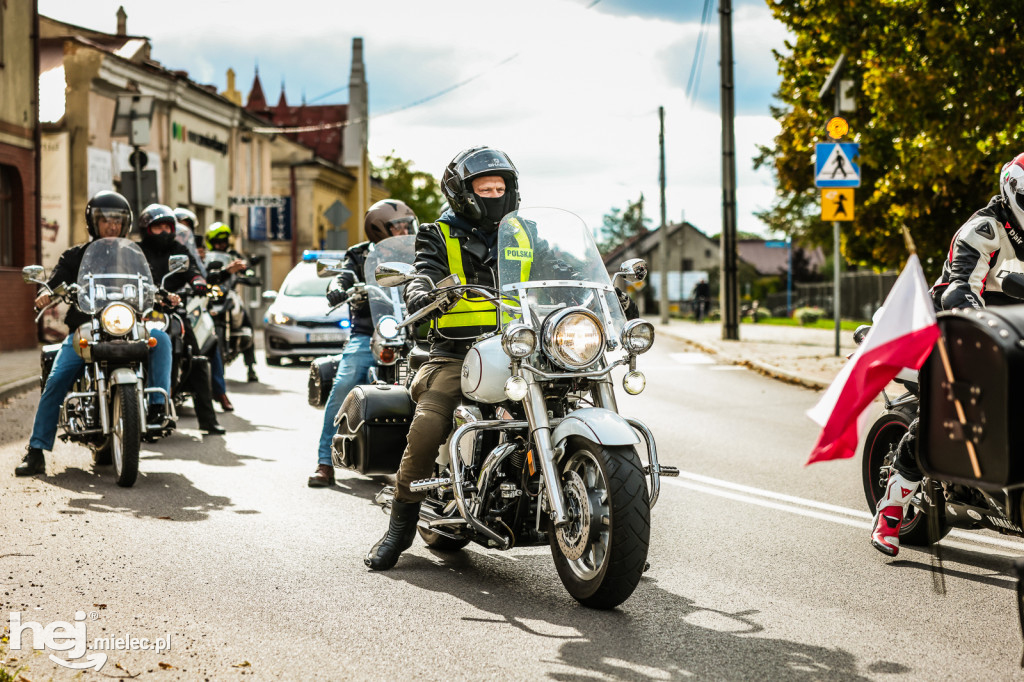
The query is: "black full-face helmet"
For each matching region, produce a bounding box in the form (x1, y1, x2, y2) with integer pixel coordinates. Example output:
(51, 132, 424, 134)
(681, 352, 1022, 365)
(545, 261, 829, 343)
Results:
(364, 199, 418, 243)
(440, 146, 520, 230)
(85, 191, 133, 239)
(138, 204, 178, 251)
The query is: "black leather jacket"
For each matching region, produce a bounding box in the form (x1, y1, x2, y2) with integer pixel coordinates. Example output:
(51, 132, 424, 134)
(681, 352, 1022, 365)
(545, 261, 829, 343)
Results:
(327, 241, 373, 338)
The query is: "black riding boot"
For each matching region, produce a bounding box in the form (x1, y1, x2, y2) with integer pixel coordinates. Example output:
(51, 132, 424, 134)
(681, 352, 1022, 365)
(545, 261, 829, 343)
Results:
(187, 358, 225, 434)
(15, 446, 45, 476)
(365, 500, 420, 571)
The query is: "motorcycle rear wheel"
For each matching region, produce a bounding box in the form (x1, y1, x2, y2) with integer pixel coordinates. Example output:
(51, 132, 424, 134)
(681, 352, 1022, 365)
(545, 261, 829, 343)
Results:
(550, 438, 650, 610)
(861, 405, 948, 546)
(111, 384, 141, 488)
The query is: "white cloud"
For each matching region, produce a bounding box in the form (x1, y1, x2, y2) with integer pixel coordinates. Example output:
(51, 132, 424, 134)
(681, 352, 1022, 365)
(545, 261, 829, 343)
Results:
(40, 0, 788, 236)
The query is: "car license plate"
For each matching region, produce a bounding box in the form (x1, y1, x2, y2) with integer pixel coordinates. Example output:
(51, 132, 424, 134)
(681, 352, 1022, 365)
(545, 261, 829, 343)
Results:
(307, 332, 345, 343)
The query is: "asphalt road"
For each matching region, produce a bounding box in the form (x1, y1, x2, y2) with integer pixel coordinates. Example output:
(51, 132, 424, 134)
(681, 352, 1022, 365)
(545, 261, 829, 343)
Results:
(2, 337, 1024, 681)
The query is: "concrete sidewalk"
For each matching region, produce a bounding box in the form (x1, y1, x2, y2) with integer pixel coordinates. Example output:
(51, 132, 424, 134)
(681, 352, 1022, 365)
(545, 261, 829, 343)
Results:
(0, 346, 40, 402)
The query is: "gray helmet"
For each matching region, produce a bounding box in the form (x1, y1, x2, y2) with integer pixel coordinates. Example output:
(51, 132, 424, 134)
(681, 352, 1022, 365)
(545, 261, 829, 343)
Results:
(440, 146, 519, 226)
(364, 199, 418, 243)
(173, 207, 198, 230)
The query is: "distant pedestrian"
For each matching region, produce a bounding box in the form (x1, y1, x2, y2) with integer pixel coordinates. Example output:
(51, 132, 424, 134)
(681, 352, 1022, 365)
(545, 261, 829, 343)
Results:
(692, 279, 710, 321)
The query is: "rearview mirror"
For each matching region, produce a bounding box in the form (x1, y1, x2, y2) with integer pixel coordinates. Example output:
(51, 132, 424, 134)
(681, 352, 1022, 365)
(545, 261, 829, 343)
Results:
(316, 259, 342, 278)
(619, 258, 647, 282)
(22, 265, 45, 284)
(262, 290, 278, 302)
(375, 262, 417, 287)
(168, 255, 189, 274)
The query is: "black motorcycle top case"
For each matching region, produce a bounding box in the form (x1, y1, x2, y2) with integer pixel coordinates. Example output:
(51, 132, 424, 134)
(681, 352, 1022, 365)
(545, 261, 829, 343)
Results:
(333, 384, 414, 475)
(919, 306, 1024, 490)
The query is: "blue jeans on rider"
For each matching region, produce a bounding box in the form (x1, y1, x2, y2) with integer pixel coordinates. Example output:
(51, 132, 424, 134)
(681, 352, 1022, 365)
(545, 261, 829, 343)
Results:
(210, 345, 226, 396)
(28, 330, 172, 452)
(318, 333, 375, 466)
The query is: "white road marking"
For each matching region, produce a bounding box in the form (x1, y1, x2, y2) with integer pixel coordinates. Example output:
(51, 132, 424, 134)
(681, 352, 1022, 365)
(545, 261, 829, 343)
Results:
(669, 353, 715, 365)
(664, 470, 1024, 556)
(709, 365, 746, 371)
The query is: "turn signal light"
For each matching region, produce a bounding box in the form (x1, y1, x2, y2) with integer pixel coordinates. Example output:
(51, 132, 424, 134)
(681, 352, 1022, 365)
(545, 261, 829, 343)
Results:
(380, 348, 395, 363)
(147, 337, 158, 348)
(78, 339, 89, 349)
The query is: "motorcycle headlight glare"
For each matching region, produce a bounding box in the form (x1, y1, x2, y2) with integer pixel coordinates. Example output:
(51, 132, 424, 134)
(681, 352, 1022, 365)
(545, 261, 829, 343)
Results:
(543, 308, 604, 370)
(501, 323, 537, 359)
(377, 315, 400, 340)
(623, 370, 646, 395)
(621, 319, 655, 354)
(144, 309, 167, 332)
(268, 311, 293, 325)
(101, 303, 136, 336)
(504, 376, 529, 401)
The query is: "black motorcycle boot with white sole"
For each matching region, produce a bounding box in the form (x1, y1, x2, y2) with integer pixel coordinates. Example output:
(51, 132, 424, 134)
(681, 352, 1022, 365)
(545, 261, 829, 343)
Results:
(365, 500, 421, 570)
(15, 446, 45, 476)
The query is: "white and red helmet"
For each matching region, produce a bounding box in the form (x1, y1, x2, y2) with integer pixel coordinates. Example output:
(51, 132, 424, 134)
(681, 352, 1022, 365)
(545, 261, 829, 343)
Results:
(1000, 152, 1024, 229)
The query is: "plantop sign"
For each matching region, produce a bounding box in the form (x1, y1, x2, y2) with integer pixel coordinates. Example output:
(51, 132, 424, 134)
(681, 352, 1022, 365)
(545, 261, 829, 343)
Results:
(815, 143, 860, 188)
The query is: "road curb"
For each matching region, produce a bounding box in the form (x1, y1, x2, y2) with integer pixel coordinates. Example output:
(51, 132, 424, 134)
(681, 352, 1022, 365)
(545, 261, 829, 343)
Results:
(665, 334, 830, 391)
(0, 376, 37, 403)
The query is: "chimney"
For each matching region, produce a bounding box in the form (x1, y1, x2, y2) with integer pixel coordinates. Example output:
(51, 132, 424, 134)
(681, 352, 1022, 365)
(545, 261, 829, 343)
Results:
(116, 6, 127, 36)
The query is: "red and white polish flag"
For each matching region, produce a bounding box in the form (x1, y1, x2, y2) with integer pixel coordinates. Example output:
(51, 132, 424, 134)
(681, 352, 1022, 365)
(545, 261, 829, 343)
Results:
(806, 254, 939, 464)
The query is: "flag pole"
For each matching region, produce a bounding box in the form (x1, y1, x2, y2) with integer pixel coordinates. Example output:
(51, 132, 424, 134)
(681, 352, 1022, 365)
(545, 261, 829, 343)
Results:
(902, 226, 982, 479)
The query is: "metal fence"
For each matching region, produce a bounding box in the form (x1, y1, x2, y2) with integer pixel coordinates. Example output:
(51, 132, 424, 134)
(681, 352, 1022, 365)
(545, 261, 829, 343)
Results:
(789, 271, 900, 320)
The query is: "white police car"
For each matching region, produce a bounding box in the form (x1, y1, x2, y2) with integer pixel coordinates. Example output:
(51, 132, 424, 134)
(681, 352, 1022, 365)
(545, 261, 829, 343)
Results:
(262, 251, 351, 365)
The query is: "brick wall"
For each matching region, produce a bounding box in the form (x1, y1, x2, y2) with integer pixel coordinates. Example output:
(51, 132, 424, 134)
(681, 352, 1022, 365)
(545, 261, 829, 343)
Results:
(0, 143, 39, 351)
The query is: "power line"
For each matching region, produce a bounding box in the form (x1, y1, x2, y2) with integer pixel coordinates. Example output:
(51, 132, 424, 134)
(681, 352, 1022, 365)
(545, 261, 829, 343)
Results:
(308, 84, 350, 104)
(685, 0, 715, 106)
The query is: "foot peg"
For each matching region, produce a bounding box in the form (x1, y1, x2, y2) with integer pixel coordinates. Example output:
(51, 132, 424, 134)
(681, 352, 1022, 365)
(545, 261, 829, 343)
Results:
(409, 477, 452, 493)
(644, 464, 680, 477)
(373, 485, 396, 510)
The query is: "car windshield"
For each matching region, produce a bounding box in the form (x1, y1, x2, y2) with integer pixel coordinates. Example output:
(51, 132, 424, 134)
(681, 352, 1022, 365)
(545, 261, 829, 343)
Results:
(283, 268, 331, 296)
(76, 237, 155, 315)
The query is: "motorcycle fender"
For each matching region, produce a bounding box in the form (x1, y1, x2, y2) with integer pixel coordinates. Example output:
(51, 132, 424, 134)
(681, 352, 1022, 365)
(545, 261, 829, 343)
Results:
(552, 408, 641, 449)
(110, 367, 139, 385)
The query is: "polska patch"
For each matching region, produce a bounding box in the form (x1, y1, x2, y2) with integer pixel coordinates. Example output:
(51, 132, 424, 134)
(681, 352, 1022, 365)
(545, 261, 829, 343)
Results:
(504, 247, 533, 261)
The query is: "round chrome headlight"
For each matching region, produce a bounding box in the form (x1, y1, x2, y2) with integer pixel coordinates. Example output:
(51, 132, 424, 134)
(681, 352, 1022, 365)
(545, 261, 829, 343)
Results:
(144, 309, 167, 332)
(501, 323, 537, 359)
(101, 303, 136, 336)
(377, 315, 400, 340)
(621, 319, 655, 354)
(542, 308, 605, 370)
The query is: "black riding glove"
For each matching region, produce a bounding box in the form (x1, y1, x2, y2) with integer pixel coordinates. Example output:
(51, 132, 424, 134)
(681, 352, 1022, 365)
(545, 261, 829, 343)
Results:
(616, 287, 639, 320)
(326, 288, 348, 307)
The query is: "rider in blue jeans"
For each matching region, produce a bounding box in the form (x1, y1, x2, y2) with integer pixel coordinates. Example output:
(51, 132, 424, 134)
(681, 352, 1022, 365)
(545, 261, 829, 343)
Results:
(308, 199, 418, 486)
(16, 191, 174, 476)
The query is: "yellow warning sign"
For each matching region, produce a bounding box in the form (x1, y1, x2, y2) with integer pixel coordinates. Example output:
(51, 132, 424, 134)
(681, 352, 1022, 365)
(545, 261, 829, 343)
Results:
(822, 188, 854, 222)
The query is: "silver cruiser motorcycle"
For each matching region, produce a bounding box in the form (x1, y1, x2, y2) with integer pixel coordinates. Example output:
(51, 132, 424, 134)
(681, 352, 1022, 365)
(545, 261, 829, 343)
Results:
(24, 238, 183, 487)
(371, 207, 677, 609)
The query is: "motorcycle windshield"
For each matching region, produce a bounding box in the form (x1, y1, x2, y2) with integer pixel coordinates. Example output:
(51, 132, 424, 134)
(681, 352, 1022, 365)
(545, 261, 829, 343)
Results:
(175, 225, 206, 277)
(363, 235, 417, 330)
(76, 238, 155, 315)
(497, 207, 626, 346)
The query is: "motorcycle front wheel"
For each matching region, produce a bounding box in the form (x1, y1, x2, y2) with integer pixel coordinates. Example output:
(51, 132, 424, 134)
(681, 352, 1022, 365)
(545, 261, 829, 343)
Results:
(861, 406, 947, 546)
(111, 383, 141, 487)
(549, 437, 650, 610)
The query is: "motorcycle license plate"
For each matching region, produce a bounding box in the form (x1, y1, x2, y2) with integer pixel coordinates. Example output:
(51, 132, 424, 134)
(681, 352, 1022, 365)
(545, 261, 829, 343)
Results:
(307, 332, 345, 343)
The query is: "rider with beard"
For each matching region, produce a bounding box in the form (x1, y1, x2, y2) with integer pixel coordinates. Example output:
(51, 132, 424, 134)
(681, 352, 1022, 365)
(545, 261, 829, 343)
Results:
(15, 192, 174, 476)
(138, 204, 225, 435)
(364, 146, 639, 570)
(871, 151, 1024, 556)
(308, 199, 418, 487)
(204, 222, 261, 385)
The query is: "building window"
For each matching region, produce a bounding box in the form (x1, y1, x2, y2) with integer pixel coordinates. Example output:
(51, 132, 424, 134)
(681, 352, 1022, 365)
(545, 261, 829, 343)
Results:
(704, 249, 712, 259)
(0, 166, 15, 267)
(682, 258, 694, 272)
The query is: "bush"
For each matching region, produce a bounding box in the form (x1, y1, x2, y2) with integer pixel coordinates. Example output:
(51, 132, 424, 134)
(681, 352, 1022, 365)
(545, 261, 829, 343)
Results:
(754, 307, 771, 322)
(794, 306, 825, 325)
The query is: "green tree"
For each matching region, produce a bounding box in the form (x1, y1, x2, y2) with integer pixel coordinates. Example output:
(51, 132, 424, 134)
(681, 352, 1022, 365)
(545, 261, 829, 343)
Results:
(756, 1, 1024, 273)
(598, 193, 651, 254)
(372, 153, 445, 224)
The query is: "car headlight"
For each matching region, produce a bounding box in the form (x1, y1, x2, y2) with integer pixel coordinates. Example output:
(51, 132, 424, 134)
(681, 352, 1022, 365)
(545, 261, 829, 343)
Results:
(268, 311, 293, 325)
(621, 319, 655, 354)
(101, 303, 136, 336)
(501, 323, 537, 358)
(377, 315, 400, 340)
(542, 308, 604, 370)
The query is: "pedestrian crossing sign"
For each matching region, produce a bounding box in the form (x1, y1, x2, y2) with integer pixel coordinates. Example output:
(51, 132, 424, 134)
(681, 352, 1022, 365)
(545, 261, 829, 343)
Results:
(815, 143, 860, 188)
(822, 188, 854, 222)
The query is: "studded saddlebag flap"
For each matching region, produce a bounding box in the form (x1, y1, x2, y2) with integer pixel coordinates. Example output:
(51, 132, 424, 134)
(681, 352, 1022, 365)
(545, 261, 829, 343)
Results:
(332, 384, 414, 475)
(919, 306, 1024, 490)
(307, 354, 342, 408)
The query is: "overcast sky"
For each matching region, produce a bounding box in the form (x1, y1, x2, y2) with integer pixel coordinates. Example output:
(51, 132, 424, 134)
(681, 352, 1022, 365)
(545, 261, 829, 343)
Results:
(40, 0, 789, 237)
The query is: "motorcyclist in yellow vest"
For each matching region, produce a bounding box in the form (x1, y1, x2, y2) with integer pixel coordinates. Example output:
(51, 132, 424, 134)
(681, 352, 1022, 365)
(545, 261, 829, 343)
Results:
(365, 146, 638, 570)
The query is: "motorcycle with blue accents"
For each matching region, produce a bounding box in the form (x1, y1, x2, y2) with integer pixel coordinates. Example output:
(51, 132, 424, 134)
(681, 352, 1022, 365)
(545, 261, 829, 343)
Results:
(24, 238, 185, 487)
(370, 208, 678, 608)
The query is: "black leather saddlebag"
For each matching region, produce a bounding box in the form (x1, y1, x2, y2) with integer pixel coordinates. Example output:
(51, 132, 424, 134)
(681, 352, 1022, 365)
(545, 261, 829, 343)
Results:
(332, 384, 414, 475)
(919, 306, 1024, 489)
(40, 343, 61, 390)
(307, 354, 342, 408)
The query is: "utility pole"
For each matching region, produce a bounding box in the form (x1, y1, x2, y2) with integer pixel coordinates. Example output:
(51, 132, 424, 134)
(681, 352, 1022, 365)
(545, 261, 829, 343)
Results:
(819, 53, 848, 357)
(659, 106, 669, 325)
(719, 0, 739, 340)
